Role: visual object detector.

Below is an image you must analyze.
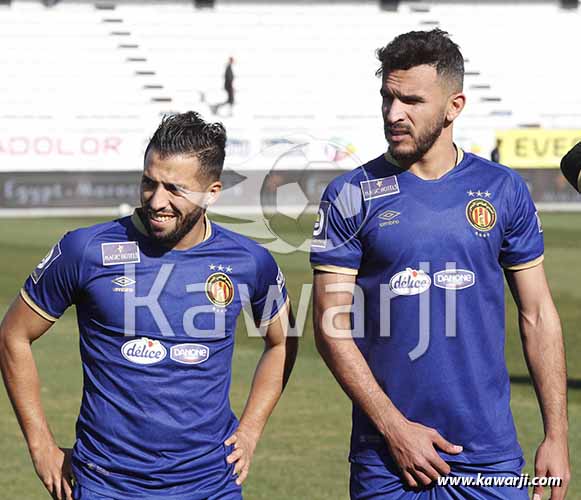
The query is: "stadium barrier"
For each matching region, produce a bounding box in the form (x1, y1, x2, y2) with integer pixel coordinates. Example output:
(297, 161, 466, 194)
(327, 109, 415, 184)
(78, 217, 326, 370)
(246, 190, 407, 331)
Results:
(0, 167, 579, 218)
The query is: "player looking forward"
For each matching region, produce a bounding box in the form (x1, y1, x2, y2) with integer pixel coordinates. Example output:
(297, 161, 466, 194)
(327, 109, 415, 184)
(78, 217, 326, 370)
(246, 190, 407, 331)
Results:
(0, 112, 297, 500)
(311, 29, 570, 499)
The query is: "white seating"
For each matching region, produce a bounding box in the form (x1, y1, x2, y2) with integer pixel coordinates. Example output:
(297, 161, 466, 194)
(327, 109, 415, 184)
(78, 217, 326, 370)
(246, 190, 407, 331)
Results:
(0, 0, 580, 172)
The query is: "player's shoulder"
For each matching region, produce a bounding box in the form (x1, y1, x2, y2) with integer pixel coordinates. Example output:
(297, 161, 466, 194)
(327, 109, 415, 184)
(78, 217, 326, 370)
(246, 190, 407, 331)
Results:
(327, 155, 392, 188)
(325, 154, 395, 194)
(62, 216, 132, 246)
(211, 221, 274, 264)
(463, 152, 524, 186)
(57, 216, 136, 261)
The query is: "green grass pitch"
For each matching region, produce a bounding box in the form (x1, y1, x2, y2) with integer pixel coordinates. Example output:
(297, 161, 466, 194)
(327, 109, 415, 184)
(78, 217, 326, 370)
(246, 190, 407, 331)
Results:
(0, 214, 579, 499)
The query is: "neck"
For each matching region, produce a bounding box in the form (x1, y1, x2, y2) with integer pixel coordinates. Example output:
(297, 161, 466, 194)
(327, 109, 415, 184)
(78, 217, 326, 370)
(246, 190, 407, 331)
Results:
(173, 214, 207, 250)
(393, 130, 458, 181)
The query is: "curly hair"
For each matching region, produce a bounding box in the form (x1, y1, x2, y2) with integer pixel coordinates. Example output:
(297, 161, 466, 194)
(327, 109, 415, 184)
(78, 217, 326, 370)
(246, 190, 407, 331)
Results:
(145, 111, 227, 181)
(376, 29, 464, 91)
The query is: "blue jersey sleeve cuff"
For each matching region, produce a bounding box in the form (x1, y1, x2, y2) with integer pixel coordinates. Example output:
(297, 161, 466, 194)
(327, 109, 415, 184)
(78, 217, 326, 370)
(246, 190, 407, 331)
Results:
(20, 289, 59, 322)
(502, 254, 544, 271)
(256, 295, 290, 327)
(312, 264, 358, 275)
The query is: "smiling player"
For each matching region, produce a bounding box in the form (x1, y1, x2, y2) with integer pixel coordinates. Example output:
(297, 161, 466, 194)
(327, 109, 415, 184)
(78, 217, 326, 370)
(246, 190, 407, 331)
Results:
(0, 112, 297, 500)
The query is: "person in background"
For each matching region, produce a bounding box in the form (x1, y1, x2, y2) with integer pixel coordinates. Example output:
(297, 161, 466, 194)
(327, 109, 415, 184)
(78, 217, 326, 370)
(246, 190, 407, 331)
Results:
(491, 138, 501, 163)
(212, 57, 235, 117)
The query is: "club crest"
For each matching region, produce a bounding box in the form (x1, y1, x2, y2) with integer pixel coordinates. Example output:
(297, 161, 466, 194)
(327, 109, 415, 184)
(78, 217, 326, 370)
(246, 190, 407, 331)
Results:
(205, 272, 235, 307)
(466, 198, 497, 232)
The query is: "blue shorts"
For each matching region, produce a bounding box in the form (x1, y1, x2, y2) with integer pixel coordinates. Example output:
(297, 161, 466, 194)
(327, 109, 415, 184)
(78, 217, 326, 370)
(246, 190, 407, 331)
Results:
(72, 443, 242, 500)
(74, 484, 114, 500)
(73, 482, 242, 500)
(350, 457, 528, 499)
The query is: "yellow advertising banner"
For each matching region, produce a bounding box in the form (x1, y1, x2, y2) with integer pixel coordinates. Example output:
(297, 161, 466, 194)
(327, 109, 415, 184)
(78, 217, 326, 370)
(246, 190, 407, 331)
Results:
(496, 129, 581, 169)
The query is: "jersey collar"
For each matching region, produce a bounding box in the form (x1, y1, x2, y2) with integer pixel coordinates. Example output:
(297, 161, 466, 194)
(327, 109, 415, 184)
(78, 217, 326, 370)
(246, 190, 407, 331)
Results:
(385, 144, 464, 170)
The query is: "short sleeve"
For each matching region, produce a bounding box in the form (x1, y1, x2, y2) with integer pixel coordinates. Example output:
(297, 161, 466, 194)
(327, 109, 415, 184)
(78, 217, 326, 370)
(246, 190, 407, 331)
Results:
(21, 231, 85, 321)
(309, 178, 363, 275)
(499, 174, 544, 270)
(250, 248, 288, 325)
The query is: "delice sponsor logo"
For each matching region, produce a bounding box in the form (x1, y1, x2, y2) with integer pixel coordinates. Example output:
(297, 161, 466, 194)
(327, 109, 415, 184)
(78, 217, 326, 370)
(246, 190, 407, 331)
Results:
(121, 337, 166, 365)
(389, 268, 431, 296)
(434, 269, 476, 290)
(170, 344, 210, 365)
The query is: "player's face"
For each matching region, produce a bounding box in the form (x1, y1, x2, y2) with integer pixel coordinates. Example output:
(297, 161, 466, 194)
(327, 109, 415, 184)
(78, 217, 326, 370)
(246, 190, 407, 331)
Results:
(140, 151, 218, 247)
(381, 65, 449, 164)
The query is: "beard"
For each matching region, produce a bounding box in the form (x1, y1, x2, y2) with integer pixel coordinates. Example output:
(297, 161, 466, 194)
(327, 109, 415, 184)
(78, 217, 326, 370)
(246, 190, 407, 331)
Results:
(387, 114, 446, 165)
(141, 206, 205, 247)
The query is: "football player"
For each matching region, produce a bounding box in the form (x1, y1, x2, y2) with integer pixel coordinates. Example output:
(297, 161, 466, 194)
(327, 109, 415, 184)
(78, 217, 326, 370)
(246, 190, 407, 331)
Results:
(311, 29, 569, 500)
(0, 112, 297, 500)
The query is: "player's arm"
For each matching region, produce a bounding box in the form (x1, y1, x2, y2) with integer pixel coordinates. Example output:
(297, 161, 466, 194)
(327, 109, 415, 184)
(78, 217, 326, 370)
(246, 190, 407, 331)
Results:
(0, 295, 74, 500)
(313, 270, 462, 488)
(505, 263, 570, 500)
(225, 300, 297, 485)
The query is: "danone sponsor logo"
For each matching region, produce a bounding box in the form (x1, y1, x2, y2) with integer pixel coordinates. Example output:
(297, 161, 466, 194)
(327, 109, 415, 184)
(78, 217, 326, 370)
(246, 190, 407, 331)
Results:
(389, 268, 431, 296)
(121, 337, 166, 365)
(434, 269, 475, 290)
(170, 344, 210, 365)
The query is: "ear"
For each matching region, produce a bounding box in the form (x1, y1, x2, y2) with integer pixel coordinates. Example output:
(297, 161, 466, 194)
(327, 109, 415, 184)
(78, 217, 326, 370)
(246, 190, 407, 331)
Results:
(204, 180, 223, 208)
(446, 92, 466, 123)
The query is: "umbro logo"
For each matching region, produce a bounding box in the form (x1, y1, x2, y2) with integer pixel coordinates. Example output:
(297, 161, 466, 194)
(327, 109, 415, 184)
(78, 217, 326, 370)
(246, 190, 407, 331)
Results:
(112, 276, 136, 287)
(112, 276, 136, 292)
(379, 210, 400, 221)
(378, 210, 401, 227)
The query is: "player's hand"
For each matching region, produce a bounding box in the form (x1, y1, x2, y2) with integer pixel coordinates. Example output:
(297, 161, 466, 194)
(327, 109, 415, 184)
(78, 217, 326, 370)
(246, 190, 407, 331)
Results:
(31, 445, 74, 500)
(384, 417, 462, 488)
(224, 428, 258, 486)
(532, 436, 570, 500)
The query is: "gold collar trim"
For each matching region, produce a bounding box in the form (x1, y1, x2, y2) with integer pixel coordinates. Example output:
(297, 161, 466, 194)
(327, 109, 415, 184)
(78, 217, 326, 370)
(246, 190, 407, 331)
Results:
(384, 144, 464, 168)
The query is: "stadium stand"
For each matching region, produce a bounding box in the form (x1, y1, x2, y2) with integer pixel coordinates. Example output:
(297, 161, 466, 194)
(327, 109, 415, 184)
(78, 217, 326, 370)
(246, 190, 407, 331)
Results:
(0, 0, 580, 212)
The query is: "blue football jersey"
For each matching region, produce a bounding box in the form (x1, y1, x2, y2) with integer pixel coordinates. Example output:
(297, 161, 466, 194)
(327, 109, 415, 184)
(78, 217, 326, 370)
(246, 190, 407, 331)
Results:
(310, 149, 544, 466)
(22, 212, 288, 499)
